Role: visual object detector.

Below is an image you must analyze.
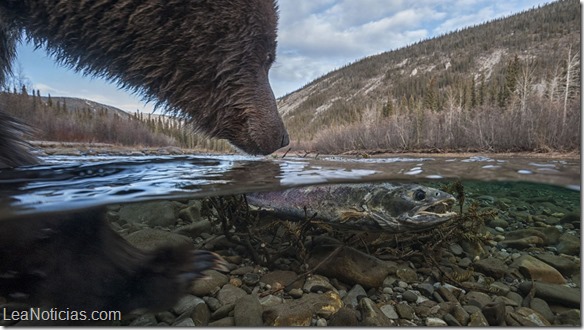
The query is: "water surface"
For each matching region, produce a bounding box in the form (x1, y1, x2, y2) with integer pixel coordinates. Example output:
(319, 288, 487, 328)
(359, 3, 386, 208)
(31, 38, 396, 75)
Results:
(0, 154, 579, 218)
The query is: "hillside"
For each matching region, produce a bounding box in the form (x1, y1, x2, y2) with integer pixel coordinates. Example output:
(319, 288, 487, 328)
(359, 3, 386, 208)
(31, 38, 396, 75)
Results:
(40, 95, 132, 119)
(0, 91, 234, 152)
(278, 0, 580, 153)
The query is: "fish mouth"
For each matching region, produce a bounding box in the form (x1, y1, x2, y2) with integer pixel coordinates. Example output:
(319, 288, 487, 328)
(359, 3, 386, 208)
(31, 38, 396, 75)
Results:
(416, 197, 457, 219)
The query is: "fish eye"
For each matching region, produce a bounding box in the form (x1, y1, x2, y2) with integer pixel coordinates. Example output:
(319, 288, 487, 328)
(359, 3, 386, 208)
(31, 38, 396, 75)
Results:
(414, 189, 426, 201)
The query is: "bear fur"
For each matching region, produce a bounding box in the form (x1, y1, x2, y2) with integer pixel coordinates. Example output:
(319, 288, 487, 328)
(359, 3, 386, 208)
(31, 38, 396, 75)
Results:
(0, 0, 289, 164)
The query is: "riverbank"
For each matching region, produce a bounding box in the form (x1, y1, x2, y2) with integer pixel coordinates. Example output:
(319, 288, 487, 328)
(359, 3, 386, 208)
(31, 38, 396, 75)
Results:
(31, 141, 580, 160)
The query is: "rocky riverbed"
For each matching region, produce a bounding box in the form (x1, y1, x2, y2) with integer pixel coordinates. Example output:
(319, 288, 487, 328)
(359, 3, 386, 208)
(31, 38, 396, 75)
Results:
(99, 181, 581, 327)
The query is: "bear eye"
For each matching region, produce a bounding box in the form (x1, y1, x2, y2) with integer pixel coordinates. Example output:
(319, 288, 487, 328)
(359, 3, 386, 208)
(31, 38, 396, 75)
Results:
(414, 189, 426, 201)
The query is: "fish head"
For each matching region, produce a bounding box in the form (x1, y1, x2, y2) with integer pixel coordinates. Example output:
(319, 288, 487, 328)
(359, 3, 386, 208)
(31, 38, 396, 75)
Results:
(369, 184, 457, 232)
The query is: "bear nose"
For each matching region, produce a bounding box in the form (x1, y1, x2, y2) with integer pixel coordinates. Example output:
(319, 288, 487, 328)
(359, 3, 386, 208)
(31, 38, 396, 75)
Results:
(280, 132, 290, 147)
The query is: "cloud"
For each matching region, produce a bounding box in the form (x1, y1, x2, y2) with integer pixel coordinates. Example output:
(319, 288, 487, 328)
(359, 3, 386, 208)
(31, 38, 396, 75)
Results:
(271, 0, 550, 97)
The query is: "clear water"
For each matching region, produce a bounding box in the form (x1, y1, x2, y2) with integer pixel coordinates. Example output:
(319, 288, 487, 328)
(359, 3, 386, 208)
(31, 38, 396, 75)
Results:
(0, 154, 579, 219)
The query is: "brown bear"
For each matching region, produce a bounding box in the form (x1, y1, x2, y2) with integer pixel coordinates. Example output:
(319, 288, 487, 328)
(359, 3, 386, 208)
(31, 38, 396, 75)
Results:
(0, 0, 289, 168)
(0, 0, 287, 322)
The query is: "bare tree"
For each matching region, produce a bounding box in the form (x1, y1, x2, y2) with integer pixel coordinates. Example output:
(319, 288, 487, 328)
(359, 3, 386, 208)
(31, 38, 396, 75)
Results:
(562, 45, 580, 127)
(516, 58, 537, 115)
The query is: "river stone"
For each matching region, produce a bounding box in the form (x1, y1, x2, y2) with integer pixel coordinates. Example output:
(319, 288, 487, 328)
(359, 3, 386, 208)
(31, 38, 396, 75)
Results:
(217, 284, 247, 306)
(242, 273, 261, 287)
(481, 301, 506, 325)
(396, 267, 418, 283)
(529, 297, 554, 323)
(262, 292, 342, 326)
(307, 245, 397, 288)
(512, 255, 566, 284)
(500, 236, 544, 249)
(129, 313, 158, 326)
(473, 257, 508, 279)
(425, 317, 447, 326)
(304, 274, 337, 293)
(211, 303, 235, 320)
(449, 243, 464, 255)
(233, 295, 263, 326)
(534, 254, 580, 277)
(464, 291, 492, 309)
(173, 219, 211, 238)
(208, 316, 235, 327)
(125, 228, 191, 251)
(203, 297, 222, 311)
(190, 270, 229, 296)
(328, 306, 359, 326)
(261, 270, 304, 291)
(488, 217, 509, 229)
(417, 283, 435, 297)
(259, 294, 284, 307)
(402, 290, 419, 303)
(493, 295, 520, 307)
(559, 213, 580, 225)
(468, 311, 489, 326)
(155, 311, 175, 325)
(556, 233, 580, 255)
(118, 201, 178, 227)
(172, 317, 195, 327)
(177, 200, 202, 223)
(443, 313, 462, 326)
(191, 301, 211, 326)
(379, 304, 399, 319)
(515, 307, 551, 326)
(343, 284, 367, 308)
(452, 303, 470, 325)
(518, 281, 580, 308)
(556, 309, 581, 326)
(360, 297, 392, 326)
(172, 294, 205, 315)
(505, 291, 523, 306)
(395, 303, 414, 320)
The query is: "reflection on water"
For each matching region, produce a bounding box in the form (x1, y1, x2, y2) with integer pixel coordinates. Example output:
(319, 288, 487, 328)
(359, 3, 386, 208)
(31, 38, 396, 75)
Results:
(0, 154, 580, 218)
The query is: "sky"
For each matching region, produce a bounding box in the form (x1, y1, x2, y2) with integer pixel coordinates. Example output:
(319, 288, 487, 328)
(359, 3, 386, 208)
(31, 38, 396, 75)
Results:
(13, 0, 552, 114)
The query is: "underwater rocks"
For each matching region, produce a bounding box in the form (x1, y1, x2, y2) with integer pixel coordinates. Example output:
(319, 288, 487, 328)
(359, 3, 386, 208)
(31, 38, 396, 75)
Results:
(5, 186, 572, 327)
(114, 190, 576, 326)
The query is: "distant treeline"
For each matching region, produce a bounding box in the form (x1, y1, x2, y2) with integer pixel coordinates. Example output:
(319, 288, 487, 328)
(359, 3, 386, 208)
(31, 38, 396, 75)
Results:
(306, 52, 581, 153)
(0, 88, 233, 152)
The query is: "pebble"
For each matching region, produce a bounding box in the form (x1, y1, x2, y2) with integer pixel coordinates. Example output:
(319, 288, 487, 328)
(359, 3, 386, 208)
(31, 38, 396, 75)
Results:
(512, 255, 566, 284)
(242, 273, 261, 286)
(288, 288, 303, 299)
(303, 274, 337, 293)
(190, 270, 229, 297)
(395, 303, 414, 320)
(379, 304, 399, 319)
(416, 283, 434, 297)
(342, 284, 367, 308)
(468, 310, 489, 326)
(426, 317, 447, 326)
(481, 301, 506, 325)
(233, 295, 263, 326)
(402, 290, 419, 303)
(172, 294, 205, 315)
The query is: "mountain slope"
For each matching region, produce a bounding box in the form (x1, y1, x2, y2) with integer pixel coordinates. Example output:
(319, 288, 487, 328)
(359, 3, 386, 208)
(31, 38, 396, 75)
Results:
(278, 0, 580, 149)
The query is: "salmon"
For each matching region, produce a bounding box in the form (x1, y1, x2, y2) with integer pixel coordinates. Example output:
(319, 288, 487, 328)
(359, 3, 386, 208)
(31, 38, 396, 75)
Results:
(246, 183, 457, 232)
